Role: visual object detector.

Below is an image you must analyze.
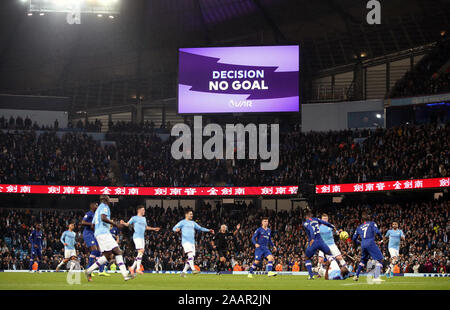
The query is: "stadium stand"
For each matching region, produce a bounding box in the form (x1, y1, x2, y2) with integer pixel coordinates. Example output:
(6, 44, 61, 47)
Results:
(1, 121, 448, 186)
(389, 36, 450, 98)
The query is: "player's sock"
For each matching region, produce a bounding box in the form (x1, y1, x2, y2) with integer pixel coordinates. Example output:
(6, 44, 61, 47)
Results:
(131, 261, 137, 270)
(356, 262, 365, 277)
(136, 252, 143, 270)
(29, 259, 34, 271)
(182, 262, 190, 273)
(266, 261, 273, 272)
(88, 253, 96, 268)
(56, 261, 66, 270)
(249, 264, 257, 274)
(305, 260, 313, 277)
(98, 255, 106, 272)
(187, 254, 195, 270)
(115, 255, 128, 278)
(87, 256, 107, 274)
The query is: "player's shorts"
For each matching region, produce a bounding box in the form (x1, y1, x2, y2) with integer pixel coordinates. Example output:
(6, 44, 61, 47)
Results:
(64, 249, 77, 259)
(133, 238, 145, 250)
(255, 247, 272, 261)
(318, 243, 341, 258)
(388, 247, 399, 258)
(31, 247, 42, 258)
(361, 242, 383, 262)
(96, 233, 119, 253)
(217, 248, 228, 259)
(182, 242, 196, 256)
(305, 239, 331, 258)
(83, 232, 98, 248)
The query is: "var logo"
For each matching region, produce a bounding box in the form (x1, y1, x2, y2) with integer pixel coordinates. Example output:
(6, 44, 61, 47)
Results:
(229, 100, 252, 108)
(366, 0, 381, 25)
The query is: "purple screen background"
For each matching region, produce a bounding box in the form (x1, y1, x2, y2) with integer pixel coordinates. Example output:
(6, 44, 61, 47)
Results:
(178, 45, 299, 114)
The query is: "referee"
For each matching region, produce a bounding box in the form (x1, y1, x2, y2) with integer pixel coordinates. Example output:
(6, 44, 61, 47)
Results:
(211, 223, 240, 274)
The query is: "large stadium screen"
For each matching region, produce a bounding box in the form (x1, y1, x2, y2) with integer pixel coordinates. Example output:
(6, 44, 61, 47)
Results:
(178, 45, 299, 114)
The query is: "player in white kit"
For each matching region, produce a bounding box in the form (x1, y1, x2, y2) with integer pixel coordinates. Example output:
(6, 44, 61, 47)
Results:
(172, 209, 214, 277)
(120, 205, 160, 275)
(317, 213, 347, 275)
(56, 223, 78, 271)
(84, 195, 135, 282)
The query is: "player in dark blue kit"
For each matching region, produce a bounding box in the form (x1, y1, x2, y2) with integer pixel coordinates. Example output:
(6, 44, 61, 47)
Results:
(303, 211, 336, 280)
(29, 223, 43, 273)
(352, 213, 385, 282)
(248, 217, 277, 278)
(82, 202, 107, 276)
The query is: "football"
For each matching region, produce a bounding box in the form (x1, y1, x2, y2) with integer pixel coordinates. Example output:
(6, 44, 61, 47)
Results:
(339, 231, 349, 240)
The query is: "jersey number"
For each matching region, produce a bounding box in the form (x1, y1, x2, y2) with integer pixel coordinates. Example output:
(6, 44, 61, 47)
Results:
(362, 226, 368, 238)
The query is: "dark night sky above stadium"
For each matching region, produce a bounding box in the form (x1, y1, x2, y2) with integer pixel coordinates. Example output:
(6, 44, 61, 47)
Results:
(0, 0, 448, 92)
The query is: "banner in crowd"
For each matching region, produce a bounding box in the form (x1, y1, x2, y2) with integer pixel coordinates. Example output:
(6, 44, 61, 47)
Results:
(0, 184, 299, 197)
(315, 177, 450, 194)
(178, 45, 299, 113)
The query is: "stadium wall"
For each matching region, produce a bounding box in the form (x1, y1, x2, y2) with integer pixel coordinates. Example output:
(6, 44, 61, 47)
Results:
(301, 99, 384, 132)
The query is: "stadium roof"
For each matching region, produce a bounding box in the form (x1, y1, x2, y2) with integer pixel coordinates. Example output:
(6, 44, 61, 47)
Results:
(0, 0, 449, 94)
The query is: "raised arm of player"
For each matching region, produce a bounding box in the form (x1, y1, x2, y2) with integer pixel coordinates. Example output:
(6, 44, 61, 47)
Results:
(318, 218, 335, 229)
(120, 217, 133, 227)
(233, 224, 241, 236)
(194, 222, 213, 234)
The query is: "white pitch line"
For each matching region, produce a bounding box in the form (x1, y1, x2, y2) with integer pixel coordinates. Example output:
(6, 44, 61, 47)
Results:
(341, 282, 426, 286)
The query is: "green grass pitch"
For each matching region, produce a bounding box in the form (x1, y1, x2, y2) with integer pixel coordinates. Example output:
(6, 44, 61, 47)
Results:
(0, 273, 449, 290)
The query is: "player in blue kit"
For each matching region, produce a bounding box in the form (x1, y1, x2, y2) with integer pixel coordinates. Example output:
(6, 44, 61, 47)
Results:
(173, 209, 214, 277)
(85, 195, 135, 281)
(29, 223, 43, 273)
(303, 211, 336, 279)
(352, 213, 385, 282)
(248, 217, 277, 278)
(384, 221, 405, 278)
(121, 205, 160, 275)
(81, 202, 107, 276)
(56, 223, 78, 271)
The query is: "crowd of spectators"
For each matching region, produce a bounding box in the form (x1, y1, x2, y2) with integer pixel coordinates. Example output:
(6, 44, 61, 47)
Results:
(0, 116, 103, 132)
(110, 122, 449, 187)
(389, 37, 450, 98)
(107, 120, 161, 133)
(0, 120, 448, 186)
(67, 119, 102, 132)
(0, 198, 448, 274)
(0, 131, 116, 185)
